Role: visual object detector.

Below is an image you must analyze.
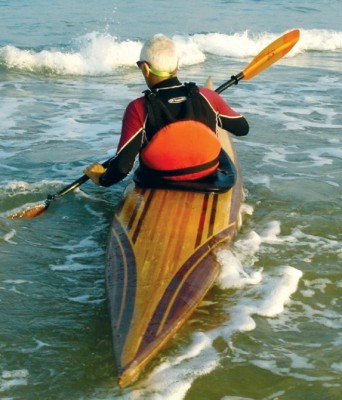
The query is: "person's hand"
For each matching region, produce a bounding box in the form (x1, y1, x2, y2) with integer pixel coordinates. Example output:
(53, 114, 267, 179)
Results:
(84, 163, 106, 185)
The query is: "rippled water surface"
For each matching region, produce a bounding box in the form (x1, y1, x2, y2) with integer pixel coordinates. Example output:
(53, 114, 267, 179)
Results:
(0, 1, 341, 399)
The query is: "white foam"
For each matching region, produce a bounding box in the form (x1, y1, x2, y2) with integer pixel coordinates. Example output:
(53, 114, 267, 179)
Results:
(297, 28, 342, 53)
(0, 34, 141, 76)
(0, 370, 29, 392)
(50, 261, 103, 272)
(251, 355, 334, 383)
(217, 265, 303, 338)
(259, 221, 298, 244)
(288, 353, 314, 370)
(21, 338, 51, 354)
(130, 263, 303, 398)
(249, 174, 271, 189)
(127, 332, 218, 400)
(217, 249, 263, 290)
(292, 228, 340, 258)
(2, 229, 17, 244)
(1, 180, 32, 193)
(1, 29, 341, 76)
(240, 202, 254, 217)
(303, 278, 331, 294)
(68, 294, 104, 304)
(301, 289, 315, 298)
(298, 303, 341, 330)
(1, 179, 65, 196)
(3, 279, 28, 285)
(257, 266, 303, 317)
(186, 30, 296, 59)
(306, 147, 342, 168)
(331, 362, 342, 372)
(216, 220, 299, 293)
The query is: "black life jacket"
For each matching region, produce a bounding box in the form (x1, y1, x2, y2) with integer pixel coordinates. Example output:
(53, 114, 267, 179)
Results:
(141, 83, 221, 181)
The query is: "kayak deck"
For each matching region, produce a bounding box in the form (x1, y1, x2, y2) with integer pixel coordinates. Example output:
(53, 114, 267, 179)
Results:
(106, 128, 242, 387)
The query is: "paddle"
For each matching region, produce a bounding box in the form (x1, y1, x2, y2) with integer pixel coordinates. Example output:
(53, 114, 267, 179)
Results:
(215, 29, 299, 93)
(7, 158, 113, 218)
(7, 29, 299, 219)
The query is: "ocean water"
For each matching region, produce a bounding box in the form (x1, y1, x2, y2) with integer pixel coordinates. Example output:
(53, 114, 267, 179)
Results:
(0, 1, 341, 399)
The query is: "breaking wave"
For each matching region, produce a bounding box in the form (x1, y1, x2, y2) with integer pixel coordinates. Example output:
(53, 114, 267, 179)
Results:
(1, 29, 341, 76)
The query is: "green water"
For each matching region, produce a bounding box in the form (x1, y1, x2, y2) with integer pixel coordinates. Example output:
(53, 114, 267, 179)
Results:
(1, 0, 342, 398)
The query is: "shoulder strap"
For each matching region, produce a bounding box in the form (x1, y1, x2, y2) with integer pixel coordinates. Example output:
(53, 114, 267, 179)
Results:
(183, 82, 201, 120)
(144, 90, 175, 133)
(144, 82, 206, 133)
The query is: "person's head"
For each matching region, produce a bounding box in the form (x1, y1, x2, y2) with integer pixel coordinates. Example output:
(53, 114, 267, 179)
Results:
(137, 34, 178, 88)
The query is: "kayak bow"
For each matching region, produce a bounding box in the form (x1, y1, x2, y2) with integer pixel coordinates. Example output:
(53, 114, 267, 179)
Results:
(106, 128, 242, 387)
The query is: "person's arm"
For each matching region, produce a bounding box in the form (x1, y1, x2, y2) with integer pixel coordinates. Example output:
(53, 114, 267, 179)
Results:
(200, 88, 249, 136)
(98, 131, 143, 187)
(219, 112, 249, 136)
(84, 98, 146, 187)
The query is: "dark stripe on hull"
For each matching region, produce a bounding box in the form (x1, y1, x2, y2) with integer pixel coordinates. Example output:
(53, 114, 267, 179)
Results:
(106, 216, 137, 372)
(208, 193, 219, 237)
(127, 189, 146, 232)
(195, 193, 210, 248)
(132, 190, 155, 244)
(137, 221, 237, 355)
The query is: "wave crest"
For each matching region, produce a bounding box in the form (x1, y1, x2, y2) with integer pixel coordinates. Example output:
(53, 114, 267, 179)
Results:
(1, 29, 341, 76)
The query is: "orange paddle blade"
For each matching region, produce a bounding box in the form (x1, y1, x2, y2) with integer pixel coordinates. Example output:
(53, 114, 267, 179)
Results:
(243, 29, 300, 80)
(7, 202, 48, 219)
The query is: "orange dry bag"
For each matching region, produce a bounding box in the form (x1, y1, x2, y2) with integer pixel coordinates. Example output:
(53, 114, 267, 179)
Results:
(140, 119, 221, 181)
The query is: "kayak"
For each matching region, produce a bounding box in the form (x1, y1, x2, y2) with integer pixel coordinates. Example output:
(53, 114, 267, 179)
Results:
(5, 28, 299, 389)
(105, 127, 243, 387)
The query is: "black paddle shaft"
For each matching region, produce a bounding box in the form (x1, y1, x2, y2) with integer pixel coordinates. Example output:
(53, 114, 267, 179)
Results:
(47, 158, 113, 201)
(215, 72, 244, 94)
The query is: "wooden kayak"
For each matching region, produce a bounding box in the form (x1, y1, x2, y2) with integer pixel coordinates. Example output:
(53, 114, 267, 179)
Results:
(105, 127, 243, 387)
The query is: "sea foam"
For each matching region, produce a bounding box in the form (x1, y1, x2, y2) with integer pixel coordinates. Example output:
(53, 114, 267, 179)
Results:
(1, 29, 341, 76)
(0, 370, 29, 392)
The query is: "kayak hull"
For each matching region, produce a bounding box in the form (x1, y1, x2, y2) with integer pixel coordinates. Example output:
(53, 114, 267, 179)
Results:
(106, 128, 242, 387)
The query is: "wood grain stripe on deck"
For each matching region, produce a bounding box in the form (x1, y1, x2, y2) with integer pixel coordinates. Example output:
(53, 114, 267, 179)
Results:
(131, 190, 155, 244)
(195, 193, 210, 248)
(127, 189, 146, 232)
(208, 193, 219, 238)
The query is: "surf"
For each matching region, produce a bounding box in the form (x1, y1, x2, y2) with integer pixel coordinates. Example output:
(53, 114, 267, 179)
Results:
(1, 29, 341, 76)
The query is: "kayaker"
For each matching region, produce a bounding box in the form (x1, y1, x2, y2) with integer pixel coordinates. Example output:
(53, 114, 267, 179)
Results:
(84, 34, 249, 186)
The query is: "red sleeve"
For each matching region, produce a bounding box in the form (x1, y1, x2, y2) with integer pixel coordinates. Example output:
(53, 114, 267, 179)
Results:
(199, 87, 249, 136)
(199, 87, 241, 117)
(116, 97, 146, 153)
(98, 97, 146, 187)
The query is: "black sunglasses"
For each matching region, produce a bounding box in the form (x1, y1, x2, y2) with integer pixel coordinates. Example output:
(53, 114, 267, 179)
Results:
(136, 60, 149, 68)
